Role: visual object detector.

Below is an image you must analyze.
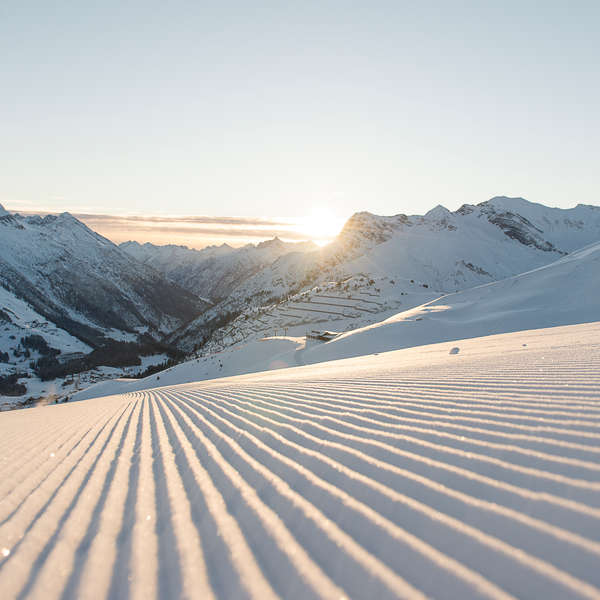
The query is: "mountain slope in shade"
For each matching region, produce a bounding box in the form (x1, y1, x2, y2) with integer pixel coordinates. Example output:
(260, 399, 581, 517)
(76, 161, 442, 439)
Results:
(0, 284, 91, 364)
(0, 206, 208, 346)
(170, 196, 600, 350)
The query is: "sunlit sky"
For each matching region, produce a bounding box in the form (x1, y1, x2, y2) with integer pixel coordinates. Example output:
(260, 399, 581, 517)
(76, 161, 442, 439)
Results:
(66, 209, 345, 248)
(1, 1, 598, 248)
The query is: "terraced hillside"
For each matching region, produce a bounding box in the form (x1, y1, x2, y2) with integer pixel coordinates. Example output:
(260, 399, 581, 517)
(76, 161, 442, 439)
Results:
(202, 275, 435, 353)
(0, 322, 599, 599)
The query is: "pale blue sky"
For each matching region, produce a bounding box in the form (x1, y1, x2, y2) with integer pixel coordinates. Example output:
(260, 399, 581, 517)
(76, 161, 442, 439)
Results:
(1, 0, 598, 229)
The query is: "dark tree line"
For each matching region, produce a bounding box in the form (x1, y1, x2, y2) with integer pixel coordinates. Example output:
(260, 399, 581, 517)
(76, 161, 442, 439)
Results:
(31, 338, 183, 382)
(21, 334, 61, 356)
(0, 373, 27, 396)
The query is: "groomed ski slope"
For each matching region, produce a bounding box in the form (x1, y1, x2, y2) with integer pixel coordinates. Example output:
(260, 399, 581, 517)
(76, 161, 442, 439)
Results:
(1, 322, 600, 599)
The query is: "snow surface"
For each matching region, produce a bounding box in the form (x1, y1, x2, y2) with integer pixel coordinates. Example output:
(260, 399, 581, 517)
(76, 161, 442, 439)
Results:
(0, 322, 599, 598)
(305, 238, 600, 364)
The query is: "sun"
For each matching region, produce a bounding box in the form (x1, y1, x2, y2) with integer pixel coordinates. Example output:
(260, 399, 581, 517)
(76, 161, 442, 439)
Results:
(299, 208, 346, 246)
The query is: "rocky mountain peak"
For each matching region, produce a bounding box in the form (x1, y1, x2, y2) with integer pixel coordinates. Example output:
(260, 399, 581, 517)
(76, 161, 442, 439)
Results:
(256, 236, 285, 250)
(425, 204, 452, 220)
(338, 211, 407, 245)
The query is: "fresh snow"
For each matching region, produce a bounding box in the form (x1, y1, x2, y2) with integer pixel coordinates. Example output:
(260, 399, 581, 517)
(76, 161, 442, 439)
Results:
(305, 238, 600, 364)
(0, 322, 599, 598)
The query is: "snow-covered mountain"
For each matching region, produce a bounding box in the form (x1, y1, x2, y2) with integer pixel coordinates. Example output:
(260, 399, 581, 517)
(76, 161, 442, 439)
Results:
(323, 196, 600, 293)
(74, 235, 600, 400)
(0, 283, 92, 374)
(120, 237, 318, 301)
(4, 196, 600, 406)
(304, 237, 600, 364)
(0, 206, 208, 348)
(170, 196, 600, 350)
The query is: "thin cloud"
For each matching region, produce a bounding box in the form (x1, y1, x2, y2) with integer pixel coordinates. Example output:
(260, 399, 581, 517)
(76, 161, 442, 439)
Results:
(83, 221, 310, 240)
(13, 209, 334, 248)
(73, 213, 314, 248)
(73, 213, 290, 227)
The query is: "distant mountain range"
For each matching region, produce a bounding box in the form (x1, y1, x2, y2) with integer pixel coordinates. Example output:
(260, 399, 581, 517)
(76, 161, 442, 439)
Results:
(120, 237, 318, 302)
(2, 196, 600, 375)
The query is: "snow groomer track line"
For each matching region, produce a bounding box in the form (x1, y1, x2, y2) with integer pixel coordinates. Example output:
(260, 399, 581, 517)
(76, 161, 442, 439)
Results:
(0, 324, 600, 599)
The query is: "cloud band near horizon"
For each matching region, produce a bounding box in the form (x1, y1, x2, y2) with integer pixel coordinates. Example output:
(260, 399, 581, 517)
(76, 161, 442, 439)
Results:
(14, 210, 324, 248)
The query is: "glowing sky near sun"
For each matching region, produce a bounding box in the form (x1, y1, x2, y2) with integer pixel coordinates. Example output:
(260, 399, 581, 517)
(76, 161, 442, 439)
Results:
(81, 211, 347, 248)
